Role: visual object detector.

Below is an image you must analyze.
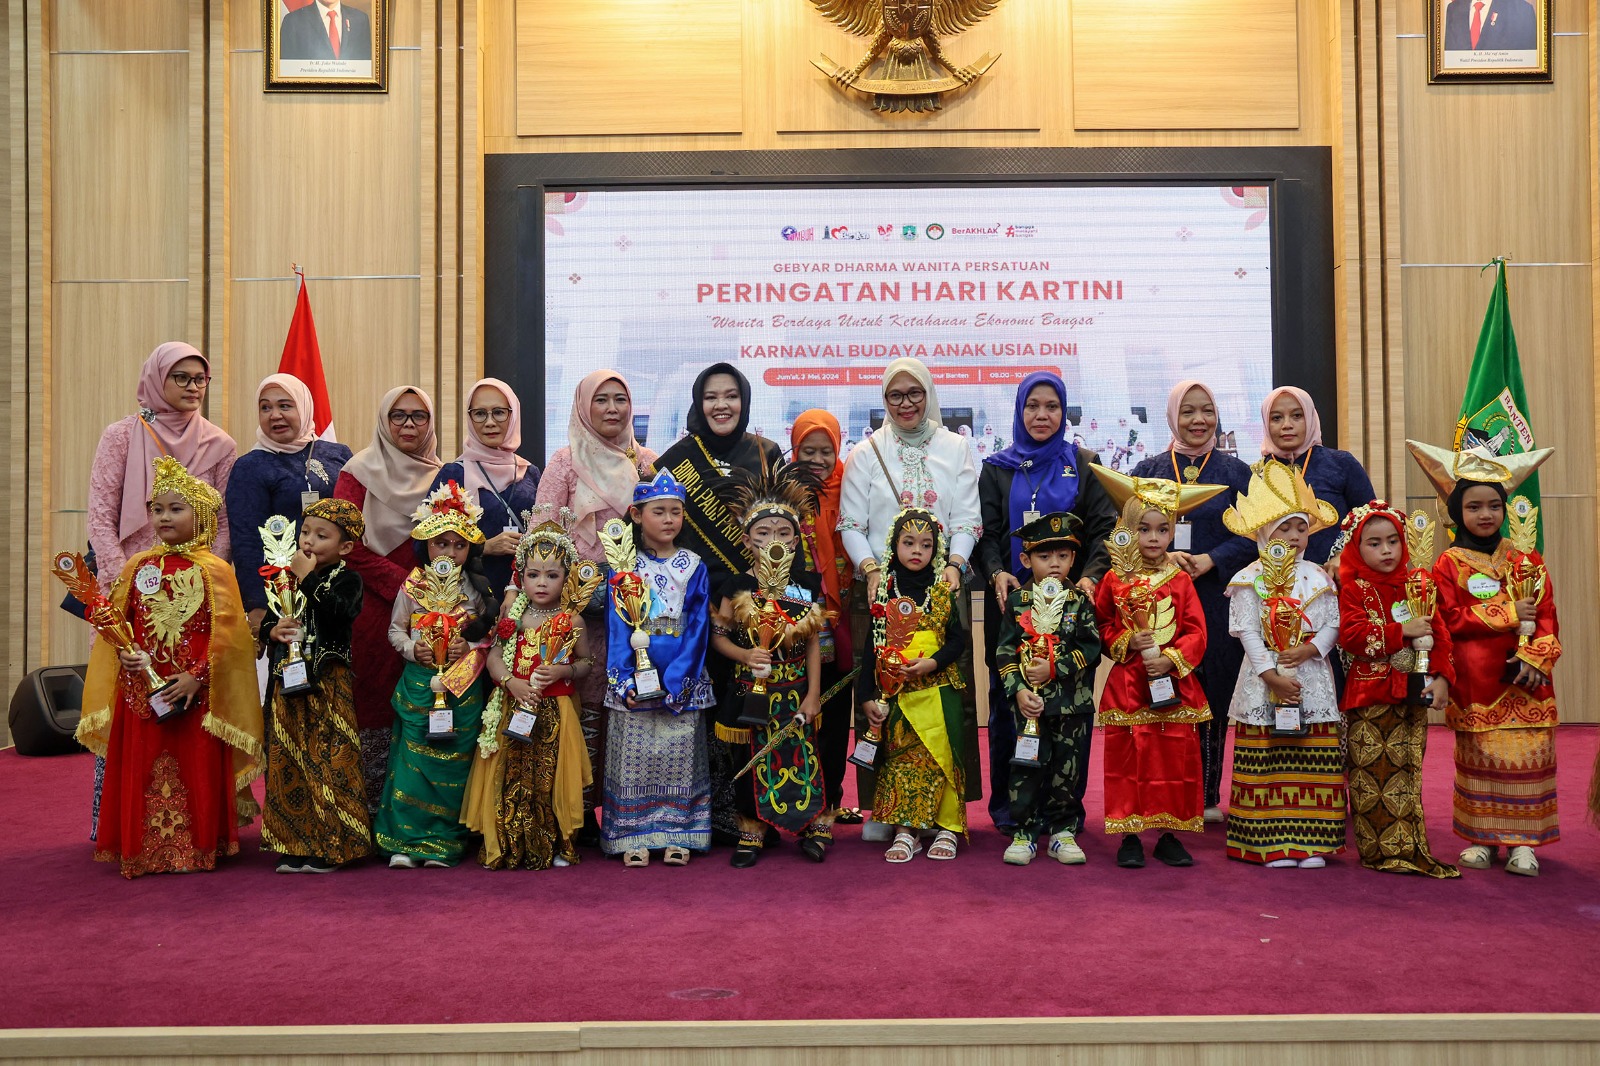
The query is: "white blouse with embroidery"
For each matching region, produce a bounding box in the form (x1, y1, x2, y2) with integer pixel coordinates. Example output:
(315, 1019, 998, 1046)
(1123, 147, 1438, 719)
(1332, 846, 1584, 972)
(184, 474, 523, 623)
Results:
(838, 426, 981, 568)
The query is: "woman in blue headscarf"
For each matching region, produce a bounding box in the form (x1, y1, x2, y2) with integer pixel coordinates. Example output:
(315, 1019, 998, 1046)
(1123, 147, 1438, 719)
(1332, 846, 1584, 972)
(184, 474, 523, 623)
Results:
(975, 371, 1117, 835)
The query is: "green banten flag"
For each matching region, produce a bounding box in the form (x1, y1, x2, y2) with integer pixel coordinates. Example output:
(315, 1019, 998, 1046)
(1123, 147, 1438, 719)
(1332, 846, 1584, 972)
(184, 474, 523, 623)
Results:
(1453, 257, 1541, 548)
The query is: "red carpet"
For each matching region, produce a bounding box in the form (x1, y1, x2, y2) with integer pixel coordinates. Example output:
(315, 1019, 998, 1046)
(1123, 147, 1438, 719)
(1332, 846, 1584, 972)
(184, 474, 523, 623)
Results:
(3, 726, 1599, 1029)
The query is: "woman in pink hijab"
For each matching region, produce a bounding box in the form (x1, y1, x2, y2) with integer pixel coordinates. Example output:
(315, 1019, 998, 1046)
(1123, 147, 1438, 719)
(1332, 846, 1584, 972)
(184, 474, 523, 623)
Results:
(430, 377, 541, 595)
(535, 370, 658, 829)
(87, 342, 238, 594)
(1259, 385, 1374, 567)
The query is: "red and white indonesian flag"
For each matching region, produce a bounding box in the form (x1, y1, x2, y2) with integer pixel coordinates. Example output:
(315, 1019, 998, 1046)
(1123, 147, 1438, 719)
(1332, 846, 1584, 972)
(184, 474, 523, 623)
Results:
(279, 0, 315, 15)
(278, 267, 337, 441)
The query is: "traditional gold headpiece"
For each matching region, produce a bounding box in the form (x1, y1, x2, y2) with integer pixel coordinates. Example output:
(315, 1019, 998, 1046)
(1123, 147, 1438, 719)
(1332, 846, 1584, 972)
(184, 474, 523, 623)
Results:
(149, 455, 221, 550)
(516, 504, 580, 572)
(883, 507, 946, 572)
(720, 461, 818, 533)
(1405, 439, 1552, 503)
(410, 480, 485, 544)
(1222, 459, 1339, 538)
(1088, 464, 1227, 522)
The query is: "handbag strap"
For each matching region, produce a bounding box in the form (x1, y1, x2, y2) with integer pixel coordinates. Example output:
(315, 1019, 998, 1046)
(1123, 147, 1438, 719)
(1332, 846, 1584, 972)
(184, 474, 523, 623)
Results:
(868, 435, 901, 503)
(136, 416, 171, 457)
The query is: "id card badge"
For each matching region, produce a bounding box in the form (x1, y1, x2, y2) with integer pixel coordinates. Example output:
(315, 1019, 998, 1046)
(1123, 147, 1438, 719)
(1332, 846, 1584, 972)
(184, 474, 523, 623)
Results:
(1023, 510, 1041, 525)
(503, 524, 521, 537)
(301, 490, 321, 510)
(1173, 521, 1193, 552)
(428, 707, 454, 739)
(504, 708, 537, 741)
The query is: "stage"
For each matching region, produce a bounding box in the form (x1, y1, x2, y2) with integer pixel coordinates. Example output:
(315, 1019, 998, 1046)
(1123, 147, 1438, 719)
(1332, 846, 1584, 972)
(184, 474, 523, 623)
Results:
(3, 727, 1599, 1062)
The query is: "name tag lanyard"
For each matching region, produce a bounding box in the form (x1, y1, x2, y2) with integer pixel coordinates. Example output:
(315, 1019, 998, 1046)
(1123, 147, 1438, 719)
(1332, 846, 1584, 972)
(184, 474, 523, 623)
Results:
(1020, 459, 1050, 525)
(300, 440, 323, 510)
(475, 462, 523, 533)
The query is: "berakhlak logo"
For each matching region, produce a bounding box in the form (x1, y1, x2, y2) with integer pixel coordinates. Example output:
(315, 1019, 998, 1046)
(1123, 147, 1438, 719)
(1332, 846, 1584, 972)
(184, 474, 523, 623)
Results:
(782, 226, 816, 241)
(901, 224, 918, 240)
(925, 223, 945, 240)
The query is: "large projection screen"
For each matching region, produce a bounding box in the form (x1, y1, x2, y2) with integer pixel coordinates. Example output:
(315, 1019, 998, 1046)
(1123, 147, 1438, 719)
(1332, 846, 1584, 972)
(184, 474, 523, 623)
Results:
(484, 148, 1337, 467)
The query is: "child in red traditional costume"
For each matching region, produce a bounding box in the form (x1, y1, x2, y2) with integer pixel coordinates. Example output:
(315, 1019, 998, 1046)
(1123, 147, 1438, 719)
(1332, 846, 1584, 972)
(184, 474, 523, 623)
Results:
(462, 506, 597, 869)
(1408, 439, 1558, 877)
(1089, 466, 1224, 869)
(1334, 500, 1458, 878)
(76, 456, 263, 878)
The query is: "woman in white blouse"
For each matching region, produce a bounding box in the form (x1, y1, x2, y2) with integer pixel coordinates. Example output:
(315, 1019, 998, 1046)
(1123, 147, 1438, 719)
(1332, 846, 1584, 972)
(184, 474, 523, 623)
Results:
(839, 358, 982, 595)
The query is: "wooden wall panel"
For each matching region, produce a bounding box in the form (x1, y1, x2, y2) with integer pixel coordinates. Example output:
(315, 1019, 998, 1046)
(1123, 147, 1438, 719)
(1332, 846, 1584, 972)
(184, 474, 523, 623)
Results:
(773, 0, 1042, 133)
(1397, 40, 1590, 264)
(50, 53, 189, 280)
(53, 0, 186, 53)
(1071, 0, 1300, 130)
(516, 0, 744, 137)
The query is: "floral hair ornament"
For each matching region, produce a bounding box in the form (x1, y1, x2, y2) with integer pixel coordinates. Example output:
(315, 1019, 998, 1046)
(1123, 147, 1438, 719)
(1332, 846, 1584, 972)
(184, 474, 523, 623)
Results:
(410, 479, 485, 544)
(149, 454, 222, 550)
(632, 469, 688, 507)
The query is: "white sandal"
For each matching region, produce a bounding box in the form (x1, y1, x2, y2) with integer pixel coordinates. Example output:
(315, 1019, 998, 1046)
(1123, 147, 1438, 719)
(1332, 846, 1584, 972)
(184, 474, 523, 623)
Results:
(1505, 845, 1540, 877)
(885, 831, 921, 863)
(1459, 845, 1497, 870)
(927, 829, 959, 861)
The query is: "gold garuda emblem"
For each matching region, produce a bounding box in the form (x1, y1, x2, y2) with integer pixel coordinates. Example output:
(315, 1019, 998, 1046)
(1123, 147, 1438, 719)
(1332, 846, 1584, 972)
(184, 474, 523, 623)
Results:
(808, 0, 1004, 113)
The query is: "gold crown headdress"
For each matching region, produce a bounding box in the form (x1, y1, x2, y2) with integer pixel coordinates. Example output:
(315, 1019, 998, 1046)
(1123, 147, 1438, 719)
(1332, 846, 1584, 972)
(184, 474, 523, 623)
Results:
(883, 507, 946, 572)
(516, 504, 580, 572)
(1405, 439, 1553, 504)
(410, 480, 486, 544)
(1088, 464, 1227, 524)
(719, 461, 818, 533)
(149, 455, 221, 550)
(1222, 459, 1339, 538)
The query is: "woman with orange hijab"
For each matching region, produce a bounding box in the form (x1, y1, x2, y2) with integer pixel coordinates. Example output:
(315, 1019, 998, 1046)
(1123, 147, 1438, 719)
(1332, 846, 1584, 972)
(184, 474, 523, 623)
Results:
(791, 411, 855, 822)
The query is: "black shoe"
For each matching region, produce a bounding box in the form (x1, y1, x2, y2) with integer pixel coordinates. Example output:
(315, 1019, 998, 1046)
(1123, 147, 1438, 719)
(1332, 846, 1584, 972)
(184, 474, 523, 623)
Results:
(1153, 833, 1193, 867)
(833, 807, 865, 825)
(799, 835, 829, 863)
(1117, 833, 1146, 868)
(730, 844, 761, 868)
(574, 811, 600, 848)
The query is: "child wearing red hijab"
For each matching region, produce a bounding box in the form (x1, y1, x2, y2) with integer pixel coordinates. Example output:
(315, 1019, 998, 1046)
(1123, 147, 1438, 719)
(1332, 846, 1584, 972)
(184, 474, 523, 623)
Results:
(1335, 501, 1458, 878)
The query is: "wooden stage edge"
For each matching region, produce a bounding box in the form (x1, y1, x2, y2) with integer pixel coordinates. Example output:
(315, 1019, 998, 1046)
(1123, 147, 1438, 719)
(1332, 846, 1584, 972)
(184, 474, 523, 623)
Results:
(3, 1014, 1599, 1063)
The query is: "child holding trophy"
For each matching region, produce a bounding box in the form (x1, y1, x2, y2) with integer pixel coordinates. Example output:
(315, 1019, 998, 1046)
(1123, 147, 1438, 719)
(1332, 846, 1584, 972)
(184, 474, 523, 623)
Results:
(993, 513, 1100, 867)
(259, 499, 371, 873)
(70, 456, 263, 878)
(710, 465, 829, 867)
(599, 471, 715, 866)
(858, 508, 969, 862)
(374, 481, 496, 868)
(1334, 500, 1458, 878)
(1090, 468, 1224, 870)
(462, 506, 600, 870)
(1220, 461, 1344, 868)
(1408, 440, 1559, 877)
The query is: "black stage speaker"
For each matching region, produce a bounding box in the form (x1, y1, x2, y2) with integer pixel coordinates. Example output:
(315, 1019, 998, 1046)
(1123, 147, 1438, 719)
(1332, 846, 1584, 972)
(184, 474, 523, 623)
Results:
(9, 665, 88, 756)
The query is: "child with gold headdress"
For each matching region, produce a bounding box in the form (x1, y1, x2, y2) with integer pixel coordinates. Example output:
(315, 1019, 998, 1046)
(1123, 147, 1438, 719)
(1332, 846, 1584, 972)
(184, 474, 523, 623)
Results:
(1089, 467, 1225, 869)
(461, 505, 598, 869)
(1408, 440, 1559, 877)
(709, 464, 829, 866)
(1220, 460, 1345, 868)
(373, 481, 498, 868)
(75, 456, 263, 878)
(260, 497, 371, 873)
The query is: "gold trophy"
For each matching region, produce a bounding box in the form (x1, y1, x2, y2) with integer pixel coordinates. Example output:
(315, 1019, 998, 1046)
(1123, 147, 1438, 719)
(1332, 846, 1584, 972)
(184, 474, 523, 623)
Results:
(1012, 576, 1067, 769)
(739, 540, 798, 725)
(1258, 539, 1308, 734)
(600, 517, 667, 702)
(52, 550, 177, 708)
(505, 560, 604, 742)
(852, 594, 921, 770)
(259, 514, 314, 697)
(1107, 526, 1180, 710)
(1403, 510, 1438, 678)
(411, 556, 465, 739)
(1505, 495, 1545, 648)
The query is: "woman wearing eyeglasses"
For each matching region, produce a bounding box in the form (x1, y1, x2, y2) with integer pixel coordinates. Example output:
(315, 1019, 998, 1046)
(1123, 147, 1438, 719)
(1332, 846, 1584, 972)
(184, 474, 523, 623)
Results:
(84, 341, 239, 840)
(429, 378, 540, 596)
(333, 387, 443, 808)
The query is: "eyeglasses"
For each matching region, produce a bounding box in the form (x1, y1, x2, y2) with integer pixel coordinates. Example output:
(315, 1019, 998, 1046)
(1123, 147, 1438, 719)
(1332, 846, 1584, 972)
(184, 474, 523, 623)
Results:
(885, 388, 926, 408)
(388, 410, 432, 427)
(169, 372, 211, 389)
(468, 407, 512, 424)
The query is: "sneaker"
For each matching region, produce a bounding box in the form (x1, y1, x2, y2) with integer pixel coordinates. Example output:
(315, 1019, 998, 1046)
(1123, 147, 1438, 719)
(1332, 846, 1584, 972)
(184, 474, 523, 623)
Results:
(1459, 844, 1498, 870)
(1116, 833, 1145, 868)
(1049, 832, 1087, 865)
(301, 859, 339, 874)
(1203, 806, 1225, 824)
(1153, 833, 1194, 867)
(553, 856, 572, 868)
(422, 858, 453, 868)
(1003, 837, 1036, 866)
(388, 853, 419, 869)
(1297, 856, 1326, 869)
(1266, 858, 1299, 868)
(274, 856, 307, 874)
(1505, 845, 1540, 877)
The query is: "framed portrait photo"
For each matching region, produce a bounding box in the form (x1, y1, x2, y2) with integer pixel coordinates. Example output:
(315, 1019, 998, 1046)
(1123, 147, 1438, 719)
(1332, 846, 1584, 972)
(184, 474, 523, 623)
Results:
(1429, 0, 1551, 83)
(265, 0, 389, 92)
